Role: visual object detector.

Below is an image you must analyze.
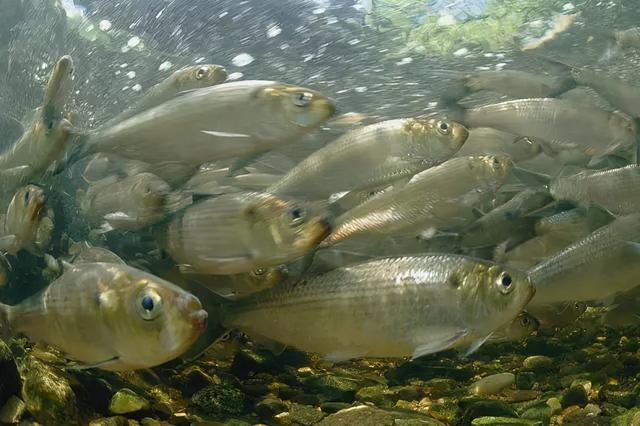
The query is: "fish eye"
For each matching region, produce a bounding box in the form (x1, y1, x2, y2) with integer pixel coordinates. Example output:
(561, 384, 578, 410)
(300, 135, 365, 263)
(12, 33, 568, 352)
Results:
(520, 316, 530, 326)
(436, 121, 451, 135)
(292, 92, 313, 107)
(23, 191, 30, 204)
(496, 271, 513, 294)
(195, 66, 208, 80)
(136, 289, 163, 320)
(289, 206, 305, 226)
(253, 268, 265, 276)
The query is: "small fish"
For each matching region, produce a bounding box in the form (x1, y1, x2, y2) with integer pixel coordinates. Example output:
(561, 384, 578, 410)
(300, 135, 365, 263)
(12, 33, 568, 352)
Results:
(159, 191, 331, 275)
(614, 27, 640, 50)
(83, 81, 335, 167)
(455, 127, 542, 163)
(68, 241, 125, 265)
(504, 207, 613, 270)
(0, 185, 51, 256)
(101, 64, 228, 127)
(527, 302, 587, 329)
(268, 118, 468, 200)
(79, 173, 174, 230)
(443, 70, 573, 103)
(464, 98, 636, 165)
(0, 56, 74, 191)
(549, 165, 640, 215)
(324, 155, 512, 246)
(528, 213, 640, 305)
(0, 262, 207, 371)
(218, 255, 534, 360)
(487, 312, 539, 343)
(186, 265, 288, 300)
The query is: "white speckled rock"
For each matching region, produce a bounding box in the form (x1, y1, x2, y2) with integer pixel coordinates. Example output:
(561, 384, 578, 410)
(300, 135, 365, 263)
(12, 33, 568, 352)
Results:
(470, 373, 516, 396)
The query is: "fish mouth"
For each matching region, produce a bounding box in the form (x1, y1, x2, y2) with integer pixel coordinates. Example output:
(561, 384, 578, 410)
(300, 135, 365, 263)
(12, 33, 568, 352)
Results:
(190, 309, 208, 333)
(295, 217, 333, 250)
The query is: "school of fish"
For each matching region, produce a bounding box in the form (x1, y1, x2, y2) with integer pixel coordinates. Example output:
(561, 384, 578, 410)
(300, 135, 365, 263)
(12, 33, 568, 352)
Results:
(2, 28, 640, 372)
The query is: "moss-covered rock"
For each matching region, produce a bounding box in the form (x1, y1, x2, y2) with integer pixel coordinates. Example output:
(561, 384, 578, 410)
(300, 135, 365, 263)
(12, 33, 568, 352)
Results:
(19, 355, 79, 425)
(288, 403, 326, 426)
(191, 383, 245, 416)
(303, 375, 360, 402)
(560, 384, 588, 408)
(109, 388, 150, 414)
(88, 416, 130, 426)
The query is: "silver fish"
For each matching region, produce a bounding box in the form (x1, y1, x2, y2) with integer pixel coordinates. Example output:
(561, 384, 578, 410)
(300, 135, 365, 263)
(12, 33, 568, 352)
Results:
(0, 262, 207, 371)
(160, 192, 331, 275)
(445, 70, 573, 102)
(455, 127, 542, 163)
(462, 188, 552, 249)
(79, 173, 174, 230)
(267, 118, 468, 199)
(0, 185, 52, 256)
(527, 302, 587, 329)
(528, 213, 640, 305)
(324, 155, 512, 246)
(487, 312, 539, 343)
(464, 98, 636, 163)
(550, 165, 640, 215)
(85, 80, 335, 167)
(102, 64, 227, 127)
(0, 56, 74, 189)
(223, 255, 534, 360)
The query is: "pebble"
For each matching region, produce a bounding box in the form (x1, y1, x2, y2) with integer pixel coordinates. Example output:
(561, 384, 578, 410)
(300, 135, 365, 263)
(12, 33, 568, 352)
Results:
(522, 356, 553, 371)
(515, 372, 536, 390)
(109, 389, 150, 414)
(471, 417, 543, 425)
(560, 384, 588, 408)
(470, 373, 515, 396)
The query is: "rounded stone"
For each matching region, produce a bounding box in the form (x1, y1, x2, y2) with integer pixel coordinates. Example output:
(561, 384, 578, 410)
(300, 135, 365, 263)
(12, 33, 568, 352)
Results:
(108, 388, 150, 414)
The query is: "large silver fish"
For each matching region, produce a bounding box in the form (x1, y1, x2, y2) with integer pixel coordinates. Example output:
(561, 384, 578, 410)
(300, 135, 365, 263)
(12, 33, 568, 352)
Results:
(222, 255, 534, 360)
(159, 192, 331, 275)
(84, 80, 335, 166)
(464, 98, 636, 164)
(324, 155, 512, 246)
(549, 165, 640, 215)
(267, 118, 468, 199)
(0, 262, 207, 371)
(528, 213, 640, 305)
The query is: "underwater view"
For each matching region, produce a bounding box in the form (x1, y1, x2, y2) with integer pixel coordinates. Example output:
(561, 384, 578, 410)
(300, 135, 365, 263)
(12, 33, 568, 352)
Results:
(3, 0, 640, 424)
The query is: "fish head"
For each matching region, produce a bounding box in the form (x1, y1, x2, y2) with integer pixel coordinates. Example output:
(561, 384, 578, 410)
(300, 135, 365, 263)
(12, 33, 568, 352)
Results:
(248, 264, 288, 292)
(404, 117, 469, 158)
(130, 173, 171, 208)
(470, 155, 513, 185)
(177, 64, 228, 90)
(257, 84, 336, 129)
(5, 185, 46, 236)
(247, 194, 332, 259)
(112, 272, 208, 368)
(511, 311, 540, 338)
(460, 262, 535, 333)
(608, 112, 636, 149)
(513, 136, 543, 159)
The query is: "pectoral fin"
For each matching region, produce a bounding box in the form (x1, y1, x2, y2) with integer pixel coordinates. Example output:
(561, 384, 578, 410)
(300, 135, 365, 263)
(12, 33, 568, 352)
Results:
(66, 356, 120, 371)
(411, 330, 469, 360)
